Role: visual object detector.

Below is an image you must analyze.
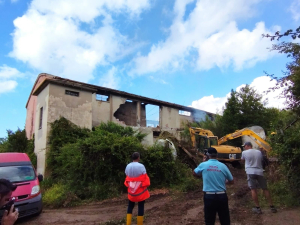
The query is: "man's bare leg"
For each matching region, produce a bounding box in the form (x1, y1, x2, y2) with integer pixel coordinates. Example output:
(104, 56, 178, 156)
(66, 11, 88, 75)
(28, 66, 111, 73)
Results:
(251, 189, 260, 207)
(263, 189, 273, 206)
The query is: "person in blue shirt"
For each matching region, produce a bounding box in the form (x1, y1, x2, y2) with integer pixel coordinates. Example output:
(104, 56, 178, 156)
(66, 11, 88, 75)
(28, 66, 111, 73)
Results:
(193, 147, 234, 225)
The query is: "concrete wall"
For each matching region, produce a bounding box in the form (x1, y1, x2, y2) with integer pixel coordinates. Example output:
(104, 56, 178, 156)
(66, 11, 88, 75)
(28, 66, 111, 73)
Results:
(132, 127, 154, 146)
(34, 85, 50, 176)
(29, 79, 214, 176)
(179, 114, 193, 128)
(34, 84, 93, 175)
(48, 84, 93, 129)
(114, 101, 146, 127)
(159, 106, 194, 129)
(25, 97, 36, 139)
(25, 75, 49, 139)
(114, 101, 138, 126)
(92, 93, 111, 127)
(111, 96, 127, 124)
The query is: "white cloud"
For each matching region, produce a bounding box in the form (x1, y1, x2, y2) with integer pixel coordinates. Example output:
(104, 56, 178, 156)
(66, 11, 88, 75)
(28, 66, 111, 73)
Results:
(190, 76, 287, 114)
(10, 0, 151, 82)
(11, 0, 19, 3)
(0, 81, 18, 94)
(290, 0, 300, 21)
(0, 65, 24, 94)
(99, 67, 120, 89)
(130, 0, 277, 75)
(249, 76, 286, 109)
(191, 95, 228, 114)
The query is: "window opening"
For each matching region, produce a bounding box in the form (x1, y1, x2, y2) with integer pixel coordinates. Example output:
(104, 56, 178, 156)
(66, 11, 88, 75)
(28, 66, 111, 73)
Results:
(39, 107, 43, 129)
(179, 110, 191, 116)
(96, 94, 109, 101)
(146, 104, 159, 127)
(65, 90, 79, 97)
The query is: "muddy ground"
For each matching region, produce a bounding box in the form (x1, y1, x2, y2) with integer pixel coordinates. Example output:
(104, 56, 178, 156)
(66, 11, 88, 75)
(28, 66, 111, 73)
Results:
(17, 165, 299, 225)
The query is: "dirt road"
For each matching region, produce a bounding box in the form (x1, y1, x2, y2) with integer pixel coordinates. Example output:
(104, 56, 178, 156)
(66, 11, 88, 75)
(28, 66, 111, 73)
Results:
(17, 167, 300, 225)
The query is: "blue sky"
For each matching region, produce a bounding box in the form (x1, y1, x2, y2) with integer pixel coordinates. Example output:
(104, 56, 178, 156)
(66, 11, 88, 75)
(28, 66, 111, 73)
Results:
(1, 0, 300, 138)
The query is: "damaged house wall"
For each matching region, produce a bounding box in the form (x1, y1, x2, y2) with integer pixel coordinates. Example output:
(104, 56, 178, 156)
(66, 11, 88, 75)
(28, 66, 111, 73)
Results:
(114, 101, 146, 127)
(28, 74, 215, 176)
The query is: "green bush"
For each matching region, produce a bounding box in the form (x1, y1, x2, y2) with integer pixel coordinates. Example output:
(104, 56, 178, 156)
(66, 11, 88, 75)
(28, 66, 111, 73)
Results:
(47, 117, 90, 178)
(44, 118, 200, 207)
(42, 183, 79, 208)
(269, 111, 300, 200)
(268, 179, 299, 207)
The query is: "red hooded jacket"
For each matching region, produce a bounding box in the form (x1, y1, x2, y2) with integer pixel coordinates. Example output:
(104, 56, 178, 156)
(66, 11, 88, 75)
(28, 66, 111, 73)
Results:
(124, 173, 150, 202)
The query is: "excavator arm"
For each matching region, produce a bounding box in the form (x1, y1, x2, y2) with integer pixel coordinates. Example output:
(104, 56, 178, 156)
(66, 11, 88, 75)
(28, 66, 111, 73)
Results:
(218, 128, 271, 152)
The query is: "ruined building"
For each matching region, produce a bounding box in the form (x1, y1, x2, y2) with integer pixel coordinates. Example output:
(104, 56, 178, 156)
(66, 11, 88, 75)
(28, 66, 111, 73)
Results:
(25, 73, 214, 175)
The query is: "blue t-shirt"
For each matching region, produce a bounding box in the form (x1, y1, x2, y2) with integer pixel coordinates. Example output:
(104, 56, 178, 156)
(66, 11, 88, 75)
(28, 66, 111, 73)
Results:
(194, 159, 233, 192)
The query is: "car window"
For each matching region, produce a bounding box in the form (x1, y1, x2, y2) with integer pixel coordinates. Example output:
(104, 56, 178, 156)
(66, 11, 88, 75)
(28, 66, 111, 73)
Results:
(0, 165, 36, 182)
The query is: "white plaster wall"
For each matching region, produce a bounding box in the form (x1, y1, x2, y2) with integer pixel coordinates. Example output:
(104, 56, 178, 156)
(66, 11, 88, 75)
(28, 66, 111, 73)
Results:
(132, 127, 154, 146)
(48, 84, 93, 129)
(34, 85, 50, 176)
(92, 93, 111, 127)
(160, 106, 181, 129)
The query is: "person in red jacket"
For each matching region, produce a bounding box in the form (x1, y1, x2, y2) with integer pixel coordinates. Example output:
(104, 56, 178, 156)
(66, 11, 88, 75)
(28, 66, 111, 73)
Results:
(124, 152, 150, 225)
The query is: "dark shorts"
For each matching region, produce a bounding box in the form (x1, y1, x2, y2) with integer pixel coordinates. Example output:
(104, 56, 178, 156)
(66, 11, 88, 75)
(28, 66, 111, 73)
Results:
(247, 174, 268, 190)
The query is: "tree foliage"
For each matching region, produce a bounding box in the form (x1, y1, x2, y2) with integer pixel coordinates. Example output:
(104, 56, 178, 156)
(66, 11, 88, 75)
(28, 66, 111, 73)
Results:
(0, 129, 37, 167)
(269, 111, 300, 197)
(263, 26, 300, 199)
(46, 118, 197, 205)
(262, 26, 300, 41)
(219, 85, 276, 136)
(263, 27, 300, 116)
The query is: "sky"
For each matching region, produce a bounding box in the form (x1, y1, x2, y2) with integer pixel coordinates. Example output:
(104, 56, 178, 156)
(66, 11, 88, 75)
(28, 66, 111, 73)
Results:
(0, 0, 299, 138)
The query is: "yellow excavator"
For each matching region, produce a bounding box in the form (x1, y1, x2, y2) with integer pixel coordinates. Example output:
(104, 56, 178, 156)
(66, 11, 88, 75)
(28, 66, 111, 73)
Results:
(218, 128, 271, 153)
(189, 127, 242, 165)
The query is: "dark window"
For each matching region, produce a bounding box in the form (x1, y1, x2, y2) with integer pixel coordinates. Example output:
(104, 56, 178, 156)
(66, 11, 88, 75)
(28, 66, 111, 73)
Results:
(65, 90, 79, 97)
(39, 107, 43, 129)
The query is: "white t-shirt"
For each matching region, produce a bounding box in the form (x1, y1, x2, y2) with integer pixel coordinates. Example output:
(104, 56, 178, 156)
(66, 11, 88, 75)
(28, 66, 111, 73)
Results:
(125, 162, 146, 178)
(241, 149, 264, 176)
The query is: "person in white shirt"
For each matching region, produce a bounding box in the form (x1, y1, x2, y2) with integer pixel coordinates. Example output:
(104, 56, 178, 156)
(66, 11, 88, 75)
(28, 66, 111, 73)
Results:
(241, 142, 277, 214)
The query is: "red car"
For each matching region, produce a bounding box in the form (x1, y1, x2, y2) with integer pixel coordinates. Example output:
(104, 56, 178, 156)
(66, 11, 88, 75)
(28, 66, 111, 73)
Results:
(0, 153, 43, 218)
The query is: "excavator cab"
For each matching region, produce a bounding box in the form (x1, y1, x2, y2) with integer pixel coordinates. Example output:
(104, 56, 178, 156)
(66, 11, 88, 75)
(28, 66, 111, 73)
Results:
(195, 135, 219, 154)
(195, 135, 209, 154)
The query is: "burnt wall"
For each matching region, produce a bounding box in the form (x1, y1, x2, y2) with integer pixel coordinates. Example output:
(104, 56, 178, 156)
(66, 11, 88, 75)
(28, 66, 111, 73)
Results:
(114, 101, 146, 127)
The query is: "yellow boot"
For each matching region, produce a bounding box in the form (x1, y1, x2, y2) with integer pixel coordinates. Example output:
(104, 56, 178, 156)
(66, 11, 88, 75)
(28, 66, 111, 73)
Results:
(137, 216, 143, 225)
(126, 214, 132, 225)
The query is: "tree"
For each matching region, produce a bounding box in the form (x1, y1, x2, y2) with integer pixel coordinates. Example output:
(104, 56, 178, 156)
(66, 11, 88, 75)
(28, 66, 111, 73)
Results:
(0, 129, 37, 167)
(263, 27, 300, 116)
(220, 85, 273, 136)
(263, 27, 300, 199)
(198, 114, 224, 138)
(262, 26, 300, 40)
(221, 89, 240, 135)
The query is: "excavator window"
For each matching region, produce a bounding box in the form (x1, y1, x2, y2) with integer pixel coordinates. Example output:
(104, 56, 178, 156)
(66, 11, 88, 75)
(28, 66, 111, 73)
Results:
(196, 136, 209, 153)
(209, 137, 218, 146)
